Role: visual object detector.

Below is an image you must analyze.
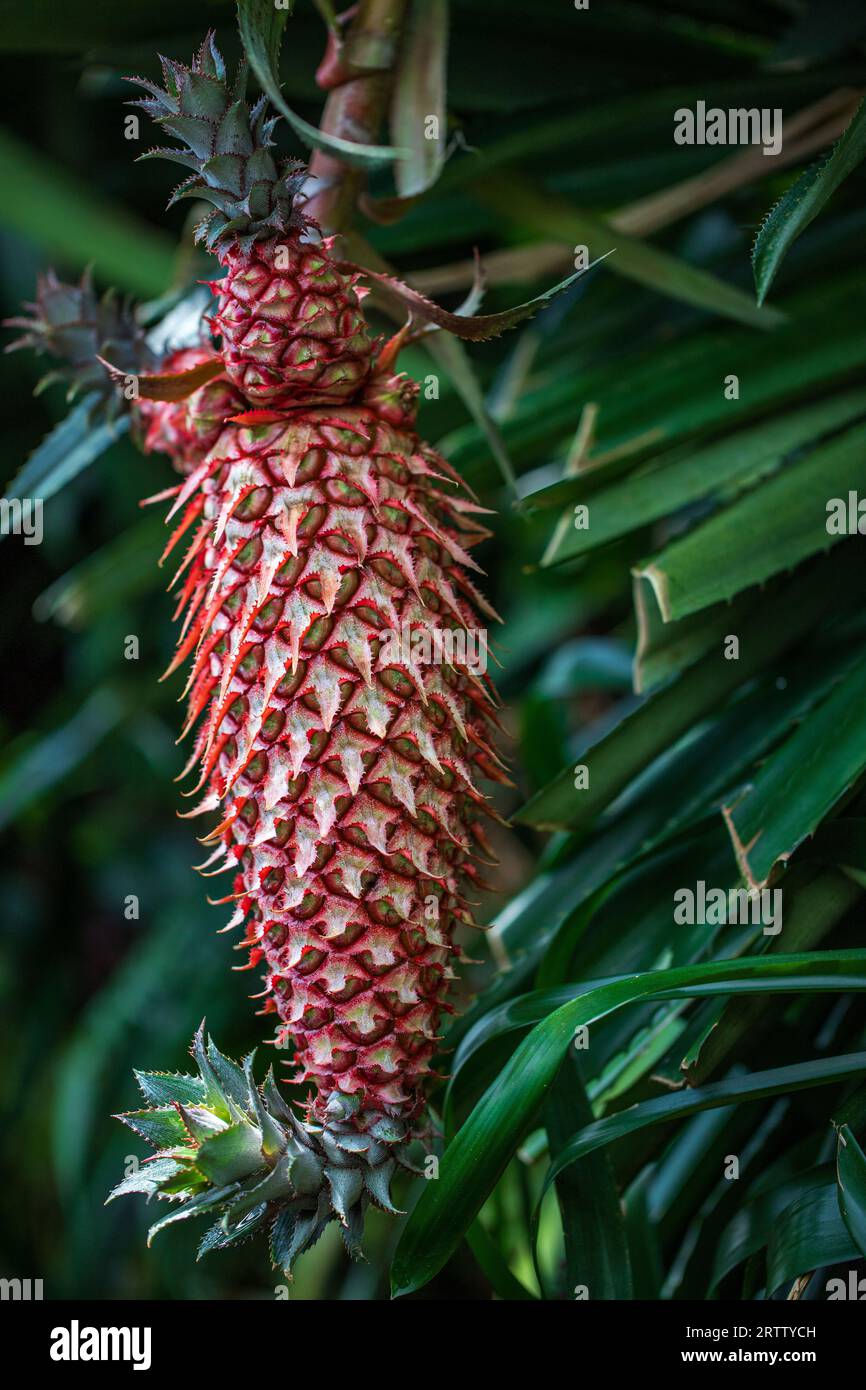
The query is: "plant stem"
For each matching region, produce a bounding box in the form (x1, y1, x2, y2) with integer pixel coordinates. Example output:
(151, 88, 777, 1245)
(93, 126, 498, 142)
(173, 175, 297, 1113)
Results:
(304, 0, 410, 234)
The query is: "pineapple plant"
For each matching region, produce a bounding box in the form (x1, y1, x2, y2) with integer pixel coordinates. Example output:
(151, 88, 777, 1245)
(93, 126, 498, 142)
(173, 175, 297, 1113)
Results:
(86, 19, 597, 1271)
(106, 33, 516, 1263)
(6, 0, 866, 1312)
(10, 22, 521, 1273)
(9, 14, 591, 1279)
(4, 266, 151, 411)
(29, 25, 545, 1271)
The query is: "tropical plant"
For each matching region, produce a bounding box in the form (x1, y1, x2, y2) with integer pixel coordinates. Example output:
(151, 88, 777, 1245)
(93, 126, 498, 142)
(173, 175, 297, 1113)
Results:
(1, 0, 866, 1302)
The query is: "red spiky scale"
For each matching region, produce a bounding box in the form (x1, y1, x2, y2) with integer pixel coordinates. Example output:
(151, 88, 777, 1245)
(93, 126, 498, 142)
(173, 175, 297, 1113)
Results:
(137, 346, 246, 475)
(213, 240, 374, 410)
(102, 34, 509, 1256)
(154, 376, 498, 1130)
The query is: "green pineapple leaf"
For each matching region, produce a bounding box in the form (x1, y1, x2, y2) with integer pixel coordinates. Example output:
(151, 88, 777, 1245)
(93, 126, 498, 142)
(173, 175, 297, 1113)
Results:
(134, 1071, 208, 1108)
(766, 1182, 861, 1296)
(1, 395, 128, 520)
(243, 1053, 286, 1158)
(115, 1108, 191, 1149)
(390, 0, 449, 199)
(836, 1124, 866, 1261)
(198, 1207, 269, 1259)
(146, 1184, 241, 1247)
(723, 652, 866, 889)
(207, 1037, 252, 1112)
(236, 0, 407, 168)
(753, 96, 866, 305)
(193, 1122, 265, 1186)
(175, 1104, 230, 1145)
(392, 951, 866, 1297)
(105, 1158, 185, 1203)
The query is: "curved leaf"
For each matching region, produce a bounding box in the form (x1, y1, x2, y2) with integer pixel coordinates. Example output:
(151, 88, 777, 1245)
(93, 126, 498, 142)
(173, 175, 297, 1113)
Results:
(517, 545, 866, 831)
(753, 96, 866, 305)
(237, 0, 406, 168)
(2, 394, 128, 515)
(836, 1123, 866, 1259)
(711, 1167, 831, 1291)
(391, 0, 449, 198)
(542, 1054, 866, 1197)
(358, 257, 612, 341)
(723, 649, 866, 890)
(391, 950, 866, 1296)
(97, 353, 223, 402)
(543, 1048, 632, 1299)
(636, 418, 866, 622)
(766, 1181, 859, 1294)
(476, 173, 785, 330)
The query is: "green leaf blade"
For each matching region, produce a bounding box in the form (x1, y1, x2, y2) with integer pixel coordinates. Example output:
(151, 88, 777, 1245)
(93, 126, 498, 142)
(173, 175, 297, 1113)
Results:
(836, 1123, 866, 1260)
(391, 951, 866, 1297)
(753, 96, 866, 305)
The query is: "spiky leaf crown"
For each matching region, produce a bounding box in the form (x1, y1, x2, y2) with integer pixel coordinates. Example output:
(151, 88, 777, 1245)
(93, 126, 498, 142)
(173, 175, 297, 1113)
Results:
(128, 32, 308, 254)
(4, 267, 150, 404)
(109, 1027, 417, 1273)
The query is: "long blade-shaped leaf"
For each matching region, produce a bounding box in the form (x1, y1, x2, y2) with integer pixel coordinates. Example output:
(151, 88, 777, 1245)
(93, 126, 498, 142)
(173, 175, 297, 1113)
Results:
(391, 950, 866, 1296)
(391, 0, 448, 197)
(475, 173, 784, 330)
(518, 546, 866, 832)
(753, 96, 866, 304)
(543, 388, 866, 566)
(723, 650, 866, 889)
(543, 1049, 632, 1299)
(836, 1123, 866, 1260)
(635, 419, 866, 621)
(543, 1055, 866, 1194)
(3, 396, 128, 516)
(766, 1181, 860, 1294)
(237, 0, 406, 168)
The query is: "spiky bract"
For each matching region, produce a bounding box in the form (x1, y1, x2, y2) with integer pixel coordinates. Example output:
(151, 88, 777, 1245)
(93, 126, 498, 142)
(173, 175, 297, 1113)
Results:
(4, 267, 150, 407)
(110, 1027, 416, 1272)
(137, 346, 246, 474)
(157, 373, 503, 1152)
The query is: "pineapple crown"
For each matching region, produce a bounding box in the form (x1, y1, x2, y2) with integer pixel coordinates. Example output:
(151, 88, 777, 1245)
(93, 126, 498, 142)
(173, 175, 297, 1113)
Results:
(4, 267, 150, 405)
(109, 1026, 417, 1274)
(128, 32, 308, 254)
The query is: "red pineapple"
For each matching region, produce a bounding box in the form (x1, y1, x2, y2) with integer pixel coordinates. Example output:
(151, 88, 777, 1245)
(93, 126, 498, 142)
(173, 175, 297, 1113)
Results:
(136, 346, 245, 474)
(102, 33, 510, 1252)
(129, 35, 373, 411)
(161, 370, 503, 1132)
(213, 239, 372, 408)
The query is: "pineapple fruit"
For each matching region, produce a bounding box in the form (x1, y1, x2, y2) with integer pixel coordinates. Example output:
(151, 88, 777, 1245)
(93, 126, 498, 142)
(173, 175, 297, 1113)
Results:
(129, 36, 374, 409)
(6, 6, 590, 1281)
(4, 267, 150, 410)
(101, 33, 505, 1266)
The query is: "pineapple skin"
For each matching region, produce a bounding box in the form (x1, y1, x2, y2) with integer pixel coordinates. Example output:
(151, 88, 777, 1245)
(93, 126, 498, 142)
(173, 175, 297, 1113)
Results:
(154, 369, 503, 1141)
(138, 346, 245, 474)
(212, 238, 374, 410)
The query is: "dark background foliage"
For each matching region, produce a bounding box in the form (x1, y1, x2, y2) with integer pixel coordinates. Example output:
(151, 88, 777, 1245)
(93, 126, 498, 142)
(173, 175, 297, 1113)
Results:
(1, 0, 865, 1300)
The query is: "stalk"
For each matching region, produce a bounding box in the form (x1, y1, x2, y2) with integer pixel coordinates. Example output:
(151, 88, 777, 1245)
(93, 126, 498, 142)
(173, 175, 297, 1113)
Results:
(303, 0, 410, 233)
